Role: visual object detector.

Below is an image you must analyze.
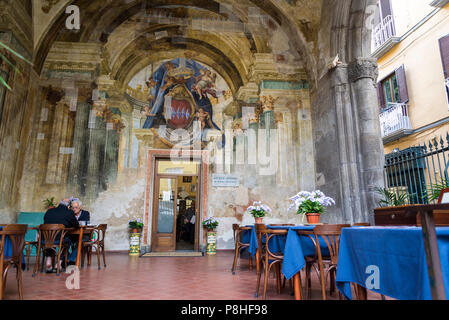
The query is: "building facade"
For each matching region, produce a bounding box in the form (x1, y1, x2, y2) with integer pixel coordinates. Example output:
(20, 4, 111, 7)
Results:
(373, 0, 449, 203)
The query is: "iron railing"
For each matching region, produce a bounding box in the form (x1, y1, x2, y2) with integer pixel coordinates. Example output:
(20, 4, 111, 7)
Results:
(379, 103, 412, 138)
(383, 134, 449, 205)
(373, 15, 397, 50)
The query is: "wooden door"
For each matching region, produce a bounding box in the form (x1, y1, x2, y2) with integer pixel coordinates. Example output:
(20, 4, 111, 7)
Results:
(151, 177, 178, 252)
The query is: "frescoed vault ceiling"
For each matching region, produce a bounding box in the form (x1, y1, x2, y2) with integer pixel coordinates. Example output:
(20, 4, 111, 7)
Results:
(34, 0, 324, 90)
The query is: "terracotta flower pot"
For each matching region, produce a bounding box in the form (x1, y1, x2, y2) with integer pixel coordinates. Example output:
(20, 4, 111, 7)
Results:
(306, 213, 321, 224)
(255, 217, 264, 224)
(130, 228, 141, 233)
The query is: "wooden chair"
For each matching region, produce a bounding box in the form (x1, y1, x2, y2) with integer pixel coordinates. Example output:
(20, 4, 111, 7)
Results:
(33, 224, 69, 276)
(0, 224, 28, 300)
(81, 224, 107, 269)
(298, 224, 350, 300)
(269, 224, 295, 227)
(23, 227, 39, 271)
(254, 224, 299, 299)
(231, 224, 253, 274)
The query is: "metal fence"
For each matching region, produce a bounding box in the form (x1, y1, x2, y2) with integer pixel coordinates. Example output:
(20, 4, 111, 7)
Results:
(383, 133, 449, 205)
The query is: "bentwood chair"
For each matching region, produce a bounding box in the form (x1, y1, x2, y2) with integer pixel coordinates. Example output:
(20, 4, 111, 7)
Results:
(254, 224, 300, 300)
(231, 224, 253, 274)
(0, 224, 28, 300)
(23, 227, 39, 271)
(81, 224, 107, 270)
(298, 224, 350, 300)
(33, 224, 69, 276)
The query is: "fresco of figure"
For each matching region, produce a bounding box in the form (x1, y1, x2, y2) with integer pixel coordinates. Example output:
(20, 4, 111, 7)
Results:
(192, 69, 224, 100)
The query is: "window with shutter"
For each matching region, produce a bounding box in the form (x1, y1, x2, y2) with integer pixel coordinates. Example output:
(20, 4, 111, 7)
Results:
(377, 81, 386, 111)
(379, 71, 402, 110)
(379, 0, 392, 20)
(439, 35, 449, 105)
(439, 35, 449, 79)
(395, 65, 409, 104)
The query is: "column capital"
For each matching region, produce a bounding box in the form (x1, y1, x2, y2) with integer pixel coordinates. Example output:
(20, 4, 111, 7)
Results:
(348, 58, 378, 83)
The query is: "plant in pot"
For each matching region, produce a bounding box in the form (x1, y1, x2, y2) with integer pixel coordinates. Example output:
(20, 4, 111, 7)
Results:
(128, 218, 144, 256)
(202, 217, 219, 232)
(202, 217, 219, 255)
(289, 191, 335, 224)
(247, 201, 271, 223)
(128, 218, 144, 233)
(43, 197, 57, 210)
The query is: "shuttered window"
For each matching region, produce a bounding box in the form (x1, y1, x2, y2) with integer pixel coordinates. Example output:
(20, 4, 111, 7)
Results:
(395, 65, 409, 103)
(378, 64, 408, 111)
(439, 35, 449, 105)
(379, 0, 392, 20)
(439, 35, 449, 79)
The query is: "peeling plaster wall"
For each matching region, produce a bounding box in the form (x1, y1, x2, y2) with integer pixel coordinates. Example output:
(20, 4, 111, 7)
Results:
(88, 170, 147, 251)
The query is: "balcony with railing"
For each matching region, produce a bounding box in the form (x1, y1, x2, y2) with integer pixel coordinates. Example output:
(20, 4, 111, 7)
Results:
(379, 103, 413, 143)
(372, 15, 401, 58)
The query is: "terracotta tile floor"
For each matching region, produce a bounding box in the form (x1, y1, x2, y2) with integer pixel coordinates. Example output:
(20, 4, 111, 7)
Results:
(3, 251, 385, 300)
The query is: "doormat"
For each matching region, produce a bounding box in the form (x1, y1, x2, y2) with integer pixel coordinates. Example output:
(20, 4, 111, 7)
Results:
(141, 252, 204, 257)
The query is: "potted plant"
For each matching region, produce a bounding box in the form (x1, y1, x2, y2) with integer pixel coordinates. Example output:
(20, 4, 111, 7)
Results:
(289, 190, 335, 224)
(128, 218, 144, 233)
(128, 218, 143, 256)
(43, 197, 57, 210)
(202, 217, 219, 232)
(202, 217, 219, 255)
(247, 201, 271, 224)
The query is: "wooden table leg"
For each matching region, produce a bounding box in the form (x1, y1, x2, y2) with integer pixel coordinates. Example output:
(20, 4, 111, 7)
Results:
(420, 209, 446, 300)
(294, 273, 302, 300)
(76, 228, 84, 268)
(256, 249, 260, 274)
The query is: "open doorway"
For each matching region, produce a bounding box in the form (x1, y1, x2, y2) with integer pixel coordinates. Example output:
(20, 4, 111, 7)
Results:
(176, 176, 197, 251)
(151, 159, 200, 252)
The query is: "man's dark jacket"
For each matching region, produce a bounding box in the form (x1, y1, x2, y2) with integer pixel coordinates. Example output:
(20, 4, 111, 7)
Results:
(44, 204, 79, 228)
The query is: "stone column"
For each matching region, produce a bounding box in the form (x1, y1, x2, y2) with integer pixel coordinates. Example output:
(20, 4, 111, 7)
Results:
(348, 58, 385, 224)
(258, 99, 276, 183)
(104, 126, 119, 187)
(329, 64, 365, 224)
(68, 102, 89, 194)
(85, 111, 107, 200)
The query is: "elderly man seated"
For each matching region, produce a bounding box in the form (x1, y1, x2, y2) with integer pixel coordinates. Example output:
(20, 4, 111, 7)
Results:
(68, 199, 92, 262)
(43, 197, 79, 272)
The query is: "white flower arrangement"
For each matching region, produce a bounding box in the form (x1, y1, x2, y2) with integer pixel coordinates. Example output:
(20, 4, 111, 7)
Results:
(289, 190, 336, 218)
(247, 201, 272, 218)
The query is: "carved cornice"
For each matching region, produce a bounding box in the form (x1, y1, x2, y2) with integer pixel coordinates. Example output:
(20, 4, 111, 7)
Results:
(248, 53, 306, 84)
(236, 82, 259, 103)
(348, 58, 378, 83)
(45, 42, 103, 65)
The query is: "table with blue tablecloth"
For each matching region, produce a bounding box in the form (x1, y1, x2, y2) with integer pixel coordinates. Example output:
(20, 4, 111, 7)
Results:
(336, 226, 449, 300)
